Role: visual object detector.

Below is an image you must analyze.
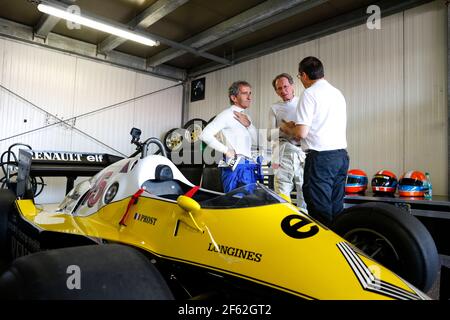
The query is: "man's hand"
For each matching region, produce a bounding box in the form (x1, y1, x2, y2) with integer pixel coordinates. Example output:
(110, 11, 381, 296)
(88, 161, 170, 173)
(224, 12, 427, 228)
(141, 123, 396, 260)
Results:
(280, 119, 296, 135)
(233, 111, 251, 128)
(280, 120, 309, 141)
(225, 148, 236, 159)
(271, 163, 280, 169)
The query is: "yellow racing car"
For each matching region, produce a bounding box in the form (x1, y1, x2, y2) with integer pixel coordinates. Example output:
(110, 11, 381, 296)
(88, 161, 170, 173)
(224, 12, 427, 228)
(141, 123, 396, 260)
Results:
(0, 129, 439, 300)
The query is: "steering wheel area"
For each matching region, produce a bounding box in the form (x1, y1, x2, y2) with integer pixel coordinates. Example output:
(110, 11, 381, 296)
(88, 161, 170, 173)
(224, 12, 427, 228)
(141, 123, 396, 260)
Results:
(142, 138, 167, 158)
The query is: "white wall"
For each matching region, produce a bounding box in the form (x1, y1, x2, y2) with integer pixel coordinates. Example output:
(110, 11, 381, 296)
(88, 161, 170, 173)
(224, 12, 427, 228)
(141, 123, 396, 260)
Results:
(321, 14, 405, 183)
(188, 0, 448, 195)
(404, 1, 447, 195)
(0, 37, 183, 203)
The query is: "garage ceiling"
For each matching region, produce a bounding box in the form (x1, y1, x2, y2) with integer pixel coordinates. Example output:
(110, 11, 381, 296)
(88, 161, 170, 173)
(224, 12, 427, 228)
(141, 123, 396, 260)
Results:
(0, 0, 433, 81)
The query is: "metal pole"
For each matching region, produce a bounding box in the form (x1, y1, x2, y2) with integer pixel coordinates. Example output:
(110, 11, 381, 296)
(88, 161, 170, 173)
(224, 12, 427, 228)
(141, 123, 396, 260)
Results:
(181, 80, 191, 127)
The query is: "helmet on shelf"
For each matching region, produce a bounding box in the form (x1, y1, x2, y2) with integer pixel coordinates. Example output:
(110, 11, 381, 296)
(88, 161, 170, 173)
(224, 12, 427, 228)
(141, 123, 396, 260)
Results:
(398, 170, 428, 197)
(371, 170, 398, 195)
(345, 169, 368, 194)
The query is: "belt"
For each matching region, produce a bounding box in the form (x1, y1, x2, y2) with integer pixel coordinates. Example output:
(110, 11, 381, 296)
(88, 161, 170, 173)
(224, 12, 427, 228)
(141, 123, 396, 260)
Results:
(305, 148, 346, 154)
(236, 154, 253, 160)
(223, 154, 253, 162)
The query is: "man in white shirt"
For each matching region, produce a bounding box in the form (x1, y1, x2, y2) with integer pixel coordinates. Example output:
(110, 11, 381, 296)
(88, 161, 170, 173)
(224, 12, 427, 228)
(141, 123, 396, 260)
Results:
(268, 73, 306, 209)
(200, 81, 260, 193)
(281, 57, 349, 226)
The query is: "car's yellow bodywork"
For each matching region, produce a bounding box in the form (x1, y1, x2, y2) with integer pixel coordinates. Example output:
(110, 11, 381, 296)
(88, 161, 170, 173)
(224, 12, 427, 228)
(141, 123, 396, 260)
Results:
(15, 192, 427, 300)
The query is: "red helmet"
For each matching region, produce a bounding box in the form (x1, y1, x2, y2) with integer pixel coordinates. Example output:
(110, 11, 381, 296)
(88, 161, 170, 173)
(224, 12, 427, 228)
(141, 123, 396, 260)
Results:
(345, 169, 368, 194)
(371, 170, 398, 194)
(398, 171, 427, 197)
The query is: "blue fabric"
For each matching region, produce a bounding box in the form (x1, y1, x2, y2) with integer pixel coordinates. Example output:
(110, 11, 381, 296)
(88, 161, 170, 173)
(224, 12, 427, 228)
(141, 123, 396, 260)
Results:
(303, 149, 349, 226)
(221, 157, 264, 193)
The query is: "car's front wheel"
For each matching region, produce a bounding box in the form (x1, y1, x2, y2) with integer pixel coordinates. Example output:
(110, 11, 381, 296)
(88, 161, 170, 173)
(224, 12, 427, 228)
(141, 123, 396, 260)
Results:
(332, 202, 439, 292)
(0, 244, 174, 299)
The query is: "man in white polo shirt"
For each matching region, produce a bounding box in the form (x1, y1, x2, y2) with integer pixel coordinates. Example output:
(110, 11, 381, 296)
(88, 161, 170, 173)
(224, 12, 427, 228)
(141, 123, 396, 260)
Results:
(281, 56, 349, 226)
(200, 80, 260, 193)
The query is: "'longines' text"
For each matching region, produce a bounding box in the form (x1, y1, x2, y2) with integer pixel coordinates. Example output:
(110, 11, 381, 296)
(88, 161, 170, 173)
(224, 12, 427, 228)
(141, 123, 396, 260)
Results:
(207, 243, 262, 262)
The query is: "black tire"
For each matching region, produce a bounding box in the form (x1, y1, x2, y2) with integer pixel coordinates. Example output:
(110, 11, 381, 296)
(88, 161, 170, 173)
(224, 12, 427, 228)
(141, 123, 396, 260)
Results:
(0, 189, 16, 258)
(332, 202, 439, 292)
(183, 118, 207, 144)
(0, 244, 174, 300)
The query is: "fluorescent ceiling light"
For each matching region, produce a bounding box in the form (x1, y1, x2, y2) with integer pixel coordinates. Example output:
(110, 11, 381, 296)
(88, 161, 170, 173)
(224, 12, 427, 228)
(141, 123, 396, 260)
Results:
(37, 3, 158, 46)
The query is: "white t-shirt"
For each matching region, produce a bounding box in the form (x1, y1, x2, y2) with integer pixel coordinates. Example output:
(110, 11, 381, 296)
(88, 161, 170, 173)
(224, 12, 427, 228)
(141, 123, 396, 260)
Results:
(200, 105, 257, 158)
(295, 79, 347, 151)
(268, 96, 300, 146)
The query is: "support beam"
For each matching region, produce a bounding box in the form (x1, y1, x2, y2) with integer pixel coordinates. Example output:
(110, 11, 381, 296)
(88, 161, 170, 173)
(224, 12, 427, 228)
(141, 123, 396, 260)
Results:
(98, 0, 189, 53)
(147, 0, 317, 68)
(38, 0, 230, 65)
(142, 31, 232, 66)
(189, 0, 434, 78)
(34, 14, 60, 38)
(181, 80, 191, 126)
(34, 0, 75, 37)
(197, 0, 328, 55)
(0, 17, 186, 81)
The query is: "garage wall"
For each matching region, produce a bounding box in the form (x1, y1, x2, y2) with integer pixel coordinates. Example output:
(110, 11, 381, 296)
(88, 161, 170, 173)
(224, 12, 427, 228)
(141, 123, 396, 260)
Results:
(188, 0, 447, 196)
(189, 59, 261, 125)
(0, 37, 182, 203)
(404, 1, 447, 196)
(321, 14, 405, 185)
(258, 40, 318, 130)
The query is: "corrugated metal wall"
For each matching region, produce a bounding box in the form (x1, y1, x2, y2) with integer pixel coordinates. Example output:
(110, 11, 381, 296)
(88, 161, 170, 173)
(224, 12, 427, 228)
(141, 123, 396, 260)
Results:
(404, 1, 447, 195)
(258, 40, 318, 130)
(188, 0, 447, 195)
(321, 13, 405, 182)
(189, 59, 261, 124)
(0, 38, 182, 203)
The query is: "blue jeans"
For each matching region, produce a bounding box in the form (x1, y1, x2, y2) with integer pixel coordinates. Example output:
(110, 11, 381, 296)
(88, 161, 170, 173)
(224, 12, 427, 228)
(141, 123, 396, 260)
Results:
(221, 158, 262, 193)
(303, 149, 349, 226)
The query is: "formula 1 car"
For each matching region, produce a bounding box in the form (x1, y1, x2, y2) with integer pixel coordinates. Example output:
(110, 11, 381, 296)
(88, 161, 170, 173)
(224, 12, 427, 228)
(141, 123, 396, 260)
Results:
(0, 129, 439, 300)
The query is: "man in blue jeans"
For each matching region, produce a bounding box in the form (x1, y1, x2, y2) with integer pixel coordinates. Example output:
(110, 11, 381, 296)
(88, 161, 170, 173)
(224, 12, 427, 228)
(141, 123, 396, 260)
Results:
(281, 57, 349, 226)
(200, 81, 262, 193)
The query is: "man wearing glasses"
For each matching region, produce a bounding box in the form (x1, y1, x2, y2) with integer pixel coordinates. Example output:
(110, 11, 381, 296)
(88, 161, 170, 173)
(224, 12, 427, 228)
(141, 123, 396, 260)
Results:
(200, 81, 260, 193)
(281, 57, 349, 226)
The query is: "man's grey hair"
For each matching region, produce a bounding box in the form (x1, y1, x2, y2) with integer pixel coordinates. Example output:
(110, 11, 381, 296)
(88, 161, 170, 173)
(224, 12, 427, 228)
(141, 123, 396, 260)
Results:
(272, 73, 294, 90)
(228, 80, 251, 105)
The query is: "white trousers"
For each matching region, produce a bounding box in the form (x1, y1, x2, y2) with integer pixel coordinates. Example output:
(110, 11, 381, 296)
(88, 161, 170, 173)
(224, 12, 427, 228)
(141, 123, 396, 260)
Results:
(273, 142, 306, 209)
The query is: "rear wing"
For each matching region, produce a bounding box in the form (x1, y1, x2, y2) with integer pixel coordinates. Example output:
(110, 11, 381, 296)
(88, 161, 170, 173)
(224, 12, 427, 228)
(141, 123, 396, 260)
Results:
(2, 146, 124, 198)
(28, 150, 124, 194)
